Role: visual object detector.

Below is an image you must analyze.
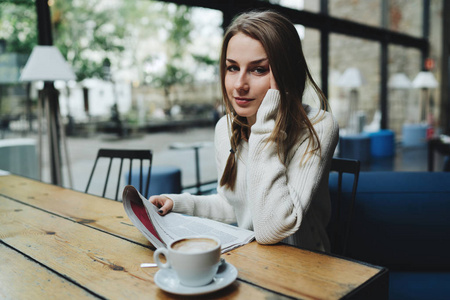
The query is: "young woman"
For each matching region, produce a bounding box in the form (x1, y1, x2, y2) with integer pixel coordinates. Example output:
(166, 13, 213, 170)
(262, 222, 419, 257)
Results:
(150, 10, 339, 252)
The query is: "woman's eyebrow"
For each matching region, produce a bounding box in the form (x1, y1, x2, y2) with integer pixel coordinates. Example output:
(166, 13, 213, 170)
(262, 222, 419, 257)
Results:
(226, 58, 268, 64)
(226, 58, 237, 64)
(249, 58, 268, 66)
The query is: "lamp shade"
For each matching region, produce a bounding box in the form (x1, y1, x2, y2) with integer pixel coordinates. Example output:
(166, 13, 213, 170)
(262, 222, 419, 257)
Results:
(412, 71, 438, 89)
(20, 46, 76, 82)
(388, 73, 412, 89)
(337, 68, 365, 88)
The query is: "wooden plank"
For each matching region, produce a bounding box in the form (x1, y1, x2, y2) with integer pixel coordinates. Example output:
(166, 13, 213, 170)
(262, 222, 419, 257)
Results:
(0, 244, 99, 300)
(225, 243, 384, 300)
(0, 197, 290, 300)
(0, 175, 150, 246)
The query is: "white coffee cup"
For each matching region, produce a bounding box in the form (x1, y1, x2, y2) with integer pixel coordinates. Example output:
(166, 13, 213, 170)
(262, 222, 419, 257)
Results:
(153, 236, 221, 287)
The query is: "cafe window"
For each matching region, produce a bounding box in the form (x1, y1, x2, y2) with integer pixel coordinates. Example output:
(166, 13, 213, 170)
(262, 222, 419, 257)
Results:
(329, 33, 380, 134)
(263, 0, 320, 12)
(388, 45, 422, 134)
(48, 1, 224, 123)
(388, 0, 422, 37)
(302, 28, 322, 107)
(268, 0, 320, 12)
(329, 0, 382, 28)
(303, 28, 321, 86)
(303, 0, 320, 13)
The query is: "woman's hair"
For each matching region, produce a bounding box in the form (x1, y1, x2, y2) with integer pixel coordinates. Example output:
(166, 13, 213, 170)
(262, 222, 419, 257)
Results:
(219, 10, 328, 190)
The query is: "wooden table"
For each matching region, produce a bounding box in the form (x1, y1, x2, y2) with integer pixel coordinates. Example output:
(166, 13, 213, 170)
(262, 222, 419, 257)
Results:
(0, 175, 388, 299)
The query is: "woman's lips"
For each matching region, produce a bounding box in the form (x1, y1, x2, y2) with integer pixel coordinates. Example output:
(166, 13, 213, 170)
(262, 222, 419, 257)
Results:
(234, 97, 254, 106)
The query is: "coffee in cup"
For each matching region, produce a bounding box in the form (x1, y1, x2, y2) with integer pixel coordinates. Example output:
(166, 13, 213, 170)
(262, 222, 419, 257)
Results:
(171, 237, 218, 253)
(153, 236, 221, 287)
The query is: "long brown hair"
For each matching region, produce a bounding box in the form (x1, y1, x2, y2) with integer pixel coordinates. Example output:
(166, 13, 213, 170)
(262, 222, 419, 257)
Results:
(219, 10, 328, 190)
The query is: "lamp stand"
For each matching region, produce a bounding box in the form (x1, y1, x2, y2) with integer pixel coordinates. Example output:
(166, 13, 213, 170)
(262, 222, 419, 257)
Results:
(38, 82, 72, 187)
(57, 99, 73, 188)
(347, 89, 359, 134)
(418, 87, 430, 123)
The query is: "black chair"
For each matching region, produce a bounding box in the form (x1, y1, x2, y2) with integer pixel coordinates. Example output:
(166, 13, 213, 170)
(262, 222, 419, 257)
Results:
(85, 149, 153, 201)
(327, 157, 361, 256)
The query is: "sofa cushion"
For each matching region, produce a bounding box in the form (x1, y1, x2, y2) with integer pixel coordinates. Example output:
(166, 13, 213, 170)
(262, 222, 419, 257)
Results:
(389, 271, 450, 300)
(329, 172, 450, 270)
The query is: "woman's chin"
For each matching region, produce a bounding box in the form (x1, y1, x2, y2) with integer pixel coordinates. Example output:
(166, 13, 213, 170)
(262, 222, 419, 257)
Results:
(233, 108, 256, 118)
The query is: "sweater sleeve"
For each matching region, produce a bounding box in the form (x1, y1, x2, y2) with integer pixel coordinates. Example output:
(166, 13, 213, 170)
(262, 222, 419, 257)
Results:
(162, 116, 237, 224)
(247, 89, 339, 244)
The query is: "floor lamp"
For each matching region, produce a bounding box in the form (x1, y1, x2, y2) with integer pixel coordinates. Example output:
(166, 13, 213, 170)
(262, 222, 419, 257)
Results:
(20, 46, 76, 186)
(412, 71, 438, 124)
(337, 68, 366, 134)
(388, 73, 412, 122)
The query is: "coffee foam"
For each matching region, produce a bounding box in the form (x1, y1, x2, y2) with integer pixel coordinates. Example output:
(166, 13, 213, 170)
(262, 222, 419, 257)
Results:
(172, 238, 218, 253)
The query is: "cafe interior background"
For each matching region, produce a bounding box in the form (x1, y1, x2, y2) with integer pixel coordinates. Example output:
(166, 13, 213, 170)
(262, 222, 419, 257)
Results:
(0, 0, 449, 191)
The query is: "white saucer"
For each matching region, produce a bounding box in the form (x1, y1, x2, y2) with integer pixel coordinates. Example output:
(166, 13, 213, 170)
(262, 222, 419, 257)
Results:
(154, 261, 238, 296)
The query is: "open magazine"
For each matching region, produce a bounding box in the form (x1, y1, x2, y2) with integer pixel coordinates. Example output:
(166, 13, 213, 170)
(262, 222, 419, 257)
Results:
(122, 185, 255, 253)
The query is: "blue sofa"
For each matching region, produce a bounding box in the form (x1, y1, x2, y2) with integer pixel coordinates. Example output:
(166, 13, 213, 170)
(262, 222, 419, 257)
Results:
(329, 171, 450, 300)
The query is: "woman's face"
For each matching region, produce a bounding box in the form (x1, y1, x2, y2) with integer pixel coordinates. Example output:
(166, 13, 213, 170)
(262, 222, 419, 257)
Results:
(225, 33, 271, 126)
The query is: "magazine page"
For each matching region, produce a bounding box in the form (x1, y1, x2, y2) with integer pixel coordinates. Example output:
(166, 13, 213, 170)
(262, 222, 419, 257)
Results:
(143, 199, 254, 253)
(122, 186, 165, 248)
(123, 185, 255, 253)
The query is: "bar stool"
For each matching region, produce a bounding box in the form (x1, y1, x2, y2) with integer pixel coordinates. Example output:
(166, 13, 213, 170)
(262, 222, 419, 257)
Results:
(369, 130, 395, 157)
(402, 124, 428, 147)
(126, 166, 182, 197)
(338, 134, 371, 163)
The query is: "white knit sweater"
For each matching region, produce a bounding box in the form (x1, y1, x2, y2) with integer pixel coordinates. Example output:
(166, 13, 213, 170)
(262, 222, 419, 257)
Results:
(165, 89, 339, 252)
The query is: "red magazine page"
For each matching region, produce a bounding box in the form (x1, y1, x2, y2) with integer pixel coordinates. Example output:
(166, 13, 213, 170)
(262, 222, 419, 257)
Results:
(130, 200, 163, 243)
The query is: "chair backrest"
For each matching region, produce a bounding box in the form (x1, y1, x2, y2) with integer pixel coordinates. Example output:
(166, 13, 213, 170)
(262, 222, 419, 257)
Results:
(85, 149, 153, 201)
(327, 157, 361, 256)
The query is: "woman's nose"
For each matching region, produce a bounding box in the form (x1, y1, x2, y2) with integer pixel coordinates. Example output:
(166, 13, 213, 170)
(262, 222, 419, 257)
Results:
(234, 72, 249, 91)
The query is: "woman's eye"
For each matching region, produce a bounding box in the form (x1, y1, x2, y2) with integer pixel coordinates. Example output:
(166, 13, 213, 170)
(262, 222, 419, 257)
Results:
(253, 67, 268, 74)
(227, 65, 239, 72)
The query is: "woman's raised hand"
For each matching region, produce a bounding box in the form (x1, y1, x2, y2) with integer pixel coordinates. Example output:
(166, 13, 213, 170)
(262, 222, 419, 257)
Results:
(149, 195, 174, 215)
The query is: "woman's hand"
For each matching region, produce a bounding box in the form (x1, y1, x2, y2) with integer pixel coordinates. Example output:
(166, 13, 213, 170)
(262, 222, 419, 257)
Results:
(149, 195, 173, 215)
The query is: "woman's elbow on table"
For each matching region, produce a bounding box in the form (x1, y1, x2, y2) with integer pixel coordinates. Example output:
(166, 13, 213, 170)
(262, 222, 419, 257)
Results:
(253, 226, 297, 245)
(253, 215, 300, 244)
